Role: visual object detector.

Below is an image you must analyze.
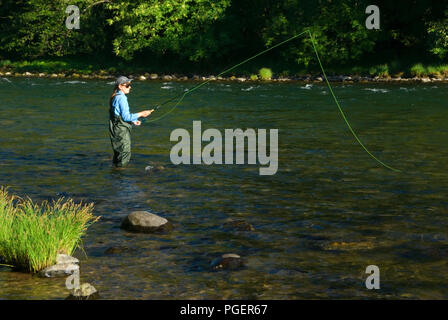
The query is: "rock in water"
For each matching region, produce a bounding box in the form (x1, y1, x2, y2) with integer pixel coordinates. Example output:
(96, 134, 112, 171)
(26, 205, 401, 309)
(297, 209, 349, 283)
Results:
(145, 165, 165, 173)
(66, 283, 100, 300)
(211, 253, 244, 271)
(56, 254, 79, 265)
(121, 211, 172, 233)
(39, 263, 79, 278)
(104, 246, 134, 255)
(223, 219, 255, 231)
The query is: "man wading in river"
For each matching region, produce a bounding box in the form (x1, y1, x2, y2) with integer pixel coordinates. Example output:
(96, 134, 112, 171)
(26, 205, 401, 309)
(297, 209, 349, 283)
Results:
(109, 76, 154, 168)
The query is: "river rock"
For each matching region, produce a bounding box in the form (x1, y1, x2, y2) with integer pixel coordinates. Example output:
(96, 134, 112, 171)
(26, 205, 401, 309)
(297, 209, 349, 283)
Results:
(211, 253, 244, 271)
(223, 219, 254, 231)
(121, 211, 172, 233)
(150, 73, 158, 79)
(39, 263, 79, 278)
(145, 165, 165, 173)
(56, 254, 79, 265)
(66, 283, 100, 300)
(162, 75, 173, 80)
(139, 75, 146, 80)
(104, 246, 134, 255)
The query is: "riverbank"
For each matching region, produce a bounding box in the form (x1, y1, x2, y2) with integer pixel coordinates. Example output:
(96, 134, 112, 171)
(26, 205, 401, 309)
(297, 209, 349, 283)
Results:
(1, 69, 447, 84)
(2, 58, 448, 83)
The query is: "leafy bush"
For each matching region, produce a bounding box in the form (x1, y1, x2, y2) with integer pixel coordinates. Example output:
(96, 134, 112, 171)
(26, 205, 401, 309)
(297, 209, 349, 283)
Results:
(259, 67, 273, 80)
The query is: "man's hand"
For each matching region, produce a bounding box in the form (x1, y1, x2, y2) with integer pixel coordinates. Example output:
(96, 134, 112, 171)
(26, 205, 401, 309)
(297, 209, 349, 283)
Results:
(139, 109, 155, 118)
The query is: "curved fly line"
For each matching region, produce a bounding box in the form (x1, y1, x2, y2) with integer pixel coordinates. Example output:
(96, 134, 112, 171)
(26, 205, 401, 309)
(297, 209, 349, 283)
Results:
(144, 29, 400, 172)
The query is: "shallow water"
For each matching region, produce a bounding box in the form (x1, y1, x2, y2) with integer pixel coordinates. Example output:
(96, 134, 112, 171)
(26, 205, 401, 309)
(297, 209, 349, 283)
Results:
(1, 78, 448, 299)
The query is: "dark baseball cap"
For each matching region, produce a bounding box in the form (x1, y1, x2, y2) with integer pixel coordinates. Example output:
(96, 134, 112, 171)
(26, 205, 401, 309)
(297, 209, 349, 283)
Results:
(115, 76, 133, 86)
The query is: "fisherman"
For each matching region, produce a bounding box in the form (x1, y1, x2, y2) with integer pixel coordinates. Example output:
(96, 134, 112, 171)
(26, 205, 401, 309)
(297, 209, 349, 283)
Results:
(109, 76, 154, 168)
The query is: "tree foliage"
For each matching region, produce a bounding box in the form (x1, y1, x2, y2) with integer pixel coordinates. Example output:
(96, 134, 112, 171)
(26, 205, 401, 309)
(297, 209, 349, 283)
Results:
(427, 10, 448, 59)
(1, 0, 448, 66)
(106, 0, 231, 60)
(0, 0, 111, 58)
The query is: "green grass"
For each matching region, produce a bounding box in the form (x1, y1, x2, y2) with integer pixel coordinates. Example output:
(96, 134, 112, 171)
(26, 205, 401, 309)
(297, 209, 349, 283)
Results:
(410, 63, 426, 77)
(249, 74, 258, 80)
(0, 187, 99, 273)
(2, 57, 448, 79)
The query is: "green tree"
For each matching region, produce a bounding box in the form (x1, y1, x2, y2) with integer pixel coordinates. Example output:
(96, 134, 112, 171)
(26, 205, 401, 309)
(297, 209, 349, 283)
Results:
(258, 0, 378, 67)
(106, 0, 231, 61)
(427, 10, 448, 60)
(0, 0, 110, 58)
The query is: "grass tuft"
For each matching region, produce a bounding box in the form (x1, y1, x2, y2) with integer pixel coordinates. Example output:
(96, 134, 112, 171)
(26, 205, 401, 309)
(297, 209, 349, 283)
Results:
(258, 67, 273, 80)
(410, 63, 426, 77)
(0, 187, 99, 273)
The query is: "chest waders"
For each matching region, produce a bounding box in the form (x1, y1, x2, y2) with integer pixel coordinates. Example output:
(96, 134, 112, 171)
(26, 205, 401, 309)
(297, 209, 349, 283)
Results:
(109, 107, 133, 167)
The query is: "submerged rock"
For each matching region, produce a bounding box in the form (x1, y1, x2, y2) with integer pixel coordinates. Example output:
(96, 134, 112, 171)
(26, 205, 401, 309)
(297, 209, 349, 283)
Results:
(211, 253, 244, 271)
(223, 219, 254, 231)
(66, 283, 100, 300)
(144, 165, 165, 173)
(104, 246, 134, 255)
(39, 263, 79, 278)
(121, 211, 172, 233)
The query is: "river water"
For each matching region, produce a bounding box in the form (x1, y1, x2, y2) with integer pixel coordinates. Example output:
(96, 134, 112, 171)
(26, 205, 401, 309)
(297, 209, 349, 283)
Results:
(0, 78, 447, 299)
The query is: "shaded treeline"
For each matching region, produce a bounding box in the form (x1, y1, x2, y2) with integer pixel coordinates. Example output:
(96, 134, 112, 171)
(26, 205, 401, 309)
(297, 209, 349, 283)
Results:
(1, 0, 448, 74)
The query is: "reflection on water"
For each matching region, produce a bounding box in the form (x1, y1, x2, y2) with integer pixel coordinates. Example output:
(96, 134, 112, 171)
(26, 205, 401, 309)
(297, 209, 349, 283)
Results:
(1, 78, 448, 299)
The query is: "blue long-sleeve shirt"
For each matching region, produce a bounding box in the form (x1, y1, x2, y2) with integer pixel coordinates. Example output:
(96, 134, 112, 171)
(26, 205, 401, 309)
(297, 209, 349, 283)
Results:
(111, 90, 139, 123)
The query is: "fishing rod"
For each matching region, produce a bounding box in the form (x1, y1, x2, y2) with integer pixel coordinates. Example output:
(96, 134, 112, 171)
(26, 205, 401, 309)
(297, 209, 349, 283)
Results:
(139, 29, 401, 172)
(139, 30, 310, 123)
(139, 93, 179, 122)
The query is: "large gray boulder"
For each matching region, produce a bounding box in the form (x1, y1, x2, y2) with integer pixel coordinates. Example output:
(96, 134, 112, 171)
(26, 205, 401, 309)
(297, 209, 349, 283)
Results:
(121, 211, 172, 233)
